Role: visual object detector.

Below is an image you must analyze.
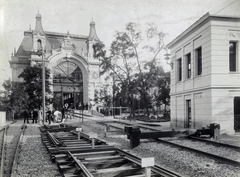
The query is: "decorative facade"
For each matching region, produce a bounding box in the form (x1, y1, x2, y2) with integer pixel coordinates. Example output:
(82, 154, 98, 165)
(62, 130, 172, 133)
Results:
(10, 12, 107, 109)
(166, 0, 240, 134)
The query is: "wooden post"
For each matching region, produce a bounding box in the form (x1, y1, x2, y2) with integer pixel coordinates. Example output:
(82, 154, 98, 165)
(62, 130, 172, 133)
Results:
(141, 157, 154, 177)
(76, 127, 82, 140)
(89, 133, 97, 149)
(145, 167, 151, 177)
(92, 138, 95, 149)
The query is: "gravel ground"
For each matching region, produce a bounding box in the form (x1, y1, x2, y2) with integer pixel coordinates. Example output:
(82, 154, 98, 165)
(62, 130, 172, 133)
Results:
(68, 118, 240, 177)
(7, 117, 240, 177)
(159, 137, 240, 161)
(13, 123, 62, 177)
(4, 123, 22, 177)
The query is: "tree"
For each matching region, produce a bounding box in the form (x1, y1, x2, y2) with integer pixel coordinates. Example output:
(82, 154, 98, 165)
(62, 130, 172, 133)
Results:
(93, 22, 168, 118)
(18, 65, 52, 110)
(155, 71, 170, 111)
(1, 79, 29, 119)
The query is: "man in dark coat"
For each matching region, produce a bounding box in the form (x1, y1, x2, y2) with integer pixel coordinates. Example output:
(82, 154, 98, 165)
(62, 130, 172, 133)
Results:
(32, 109, 38, 123)
(46, 108, 52, 124)
(23, 109, 29, 124)
(61, 106, 65, 121)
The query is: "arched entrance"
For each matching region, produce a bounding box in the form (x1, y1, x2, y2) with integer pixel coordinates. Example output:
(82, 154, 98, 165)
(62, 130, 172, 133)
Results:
(47, 52, 89, 110)
(53, 60, 83, 109)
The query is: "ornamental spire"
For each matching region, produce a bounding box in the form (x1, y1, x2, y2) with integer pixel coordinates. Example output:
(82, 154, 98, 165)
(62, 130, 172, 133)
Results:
(33, 11, 45, 35)
(88, 20, 100, 41)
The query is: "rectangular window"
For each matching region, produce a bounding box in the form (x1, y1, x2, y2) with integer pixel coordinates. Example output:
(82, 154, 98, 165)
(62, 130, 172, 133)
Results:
(195, 47, 202, 75)
(177, 58, 182, 81)
(185, 53, 191, 79)
(229, 42, 237, 71)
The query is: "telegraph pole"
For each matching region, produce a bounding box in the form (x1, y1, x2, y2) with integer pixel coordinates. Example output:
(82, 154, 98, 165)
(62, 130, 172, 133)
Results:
(38, 48, 45, 125)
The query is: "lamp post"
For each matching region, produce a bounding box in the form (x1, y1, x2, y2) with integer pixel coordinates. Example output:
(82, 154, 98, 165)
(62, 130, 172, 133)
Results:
(60, 75, 64, 106)
(164, 49, 173, 69)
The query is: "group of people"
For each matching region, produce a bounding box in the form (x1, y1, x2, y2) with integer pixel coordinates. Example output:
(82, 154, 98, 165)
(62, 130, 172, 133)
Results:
(21, 102, 93, 124)
(22, 108, 53, 124)
(22, 109, 38, 124)
(78, 102, 91, 111)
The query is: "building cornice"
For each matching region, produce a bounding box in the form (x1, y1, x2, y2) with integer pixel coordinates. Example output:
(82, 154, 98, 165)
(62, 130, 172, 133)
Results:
(9, 60, 29, 64)
(166, 13, 240, 49)
(24, 30, 88, 39)
(170, 86, 240, 96)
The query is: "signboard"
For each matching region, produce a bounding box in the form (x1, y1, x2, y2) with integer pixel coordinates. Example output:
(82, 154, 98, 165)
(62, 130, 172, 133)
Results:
(65, 103, 68, 108)
(141, 157, 154, 167)
(76, 127, 82, 132)
(89, 133, 97, 139)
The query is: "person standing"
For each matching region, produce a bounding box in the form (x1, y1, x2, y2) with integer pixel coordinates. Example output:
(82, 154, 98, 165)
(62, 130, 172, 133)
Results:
(61, 106, 65, 121)
(46, 108, 52, 124)
(32, 109, 38, 123)
(23, 109, 29, 124)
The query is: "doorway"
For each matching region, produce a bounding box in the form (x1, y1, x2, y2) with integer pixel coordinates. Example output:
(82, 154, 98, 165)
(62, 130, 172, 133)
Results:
(186, 100, 191, 128)
(234, 97, 240, 132)
(52, 60, 83, 110)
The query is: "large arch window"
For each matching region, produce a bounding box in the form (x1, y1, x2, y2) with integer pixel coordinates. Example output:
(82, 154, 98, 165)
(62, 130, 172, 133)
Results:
(53, 60, 83, 83)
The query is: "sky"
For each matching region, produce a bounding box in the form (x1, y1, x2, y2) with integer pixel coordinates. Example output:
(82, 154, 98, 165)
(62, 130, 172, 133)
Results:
(0, 0, 229, 89)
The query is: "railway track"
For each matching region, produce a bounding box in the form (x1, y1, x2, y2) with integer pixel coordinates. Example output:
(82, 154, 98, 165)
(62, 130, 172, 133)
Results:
(0, 121, 26, 177)
(41, 125, 182, 177)
(87, 120, 240, 167)
(188, 136, 240, 151)
(0, 126, 7, 177)
(157, 137, 240, 167)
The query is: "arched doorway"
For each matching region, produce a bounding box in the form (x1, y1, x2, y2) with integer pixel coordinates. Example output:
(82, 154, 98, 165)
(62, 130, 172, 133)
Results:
(234, 97, 240, 132)
(52, 59, 83, 110)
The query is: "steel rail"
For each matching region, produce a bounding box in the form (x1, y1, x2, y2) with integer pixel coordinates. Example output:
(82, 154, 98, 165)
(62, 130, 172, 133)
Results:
(67, 151, 94, 177)
(152, 165, 183, 177)
(157, 138, 240, 166)
(46, 131, 62, 146)
(188, 136, 240, 151)
(0, 126, 7, 177)
(117, 149, 183, 177)
(0, 120, 18, 176)
(42, 127, 183, 177)
(11, 125, 27, 177)
(99, 121, 162, 132)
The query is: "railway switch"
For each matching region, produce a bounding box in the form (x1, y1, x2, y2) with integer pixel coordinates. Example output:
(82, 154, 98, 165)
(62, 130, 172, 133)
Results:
(194, 123, 220, 139)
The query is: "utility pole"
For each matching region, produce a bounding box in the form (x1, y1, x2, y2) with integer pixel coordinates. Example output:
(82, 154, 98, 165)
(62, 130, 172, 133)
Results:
(38, 48, 45, 125)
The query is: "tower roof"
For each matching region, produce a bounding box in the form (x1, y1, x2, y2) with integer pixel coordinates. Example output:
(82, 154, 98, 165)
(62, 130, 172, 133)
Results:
(33, 12, 45, 36)
(88, 20, 100, 41)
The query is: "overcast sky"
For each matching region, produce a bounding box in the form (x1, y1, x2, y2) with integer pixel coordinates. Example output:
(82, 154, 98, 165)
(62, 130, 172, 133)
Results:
(0, 0, 229, 87)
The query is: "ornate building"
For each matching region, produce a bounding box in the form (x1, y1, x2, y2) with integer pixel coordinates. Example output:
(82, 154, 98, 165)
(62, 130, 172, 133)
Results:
(10, 12, 107, 109)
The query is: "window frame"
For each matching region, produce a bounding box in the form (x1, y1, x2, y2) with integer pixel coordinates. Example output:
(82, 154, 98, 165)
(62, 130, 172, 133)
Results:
(195, 47, 202, 76)
(37, 39, 42, 51)
(185, 53, 191, 79)
(229, 41, 237, 72)
(177, 58, 182, 82)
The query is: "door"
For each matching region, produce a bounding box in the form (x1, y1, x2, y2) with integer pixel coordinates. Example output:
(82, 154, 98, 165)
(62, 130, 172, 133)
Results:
(234, 97, 240, 132)
(186, 100, 191, 128)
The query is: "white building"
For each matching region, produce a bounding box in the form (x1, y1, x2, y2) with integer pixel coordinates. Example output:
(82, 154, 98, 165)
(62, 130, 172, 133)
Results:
(166, 0, 240, 134)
